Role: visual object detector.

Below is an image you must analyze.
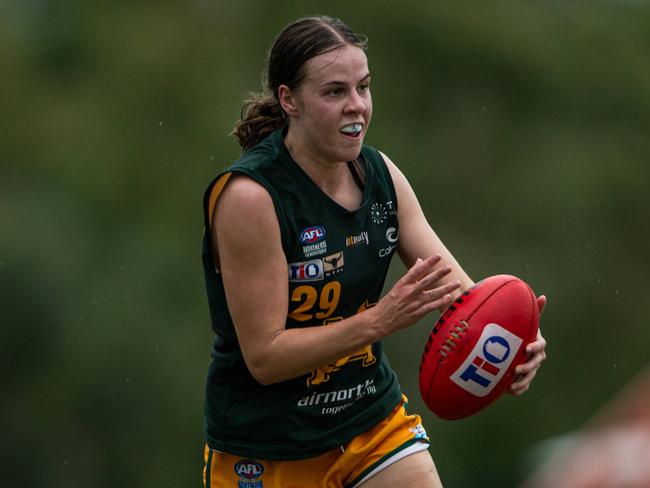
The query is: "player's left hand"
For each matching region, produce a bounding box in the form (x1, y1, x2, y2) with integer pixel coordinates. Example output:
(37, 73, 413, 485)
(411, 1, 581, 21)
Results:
(510, 295, 547, 396)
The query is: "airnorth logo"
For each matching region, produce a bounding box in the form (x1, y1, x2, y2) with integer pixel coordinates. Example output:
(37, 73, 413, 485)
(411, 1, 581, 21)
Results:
(450, 323, 523, 397)
(299, 226, 325, 244)
(298, 378, 377, 415)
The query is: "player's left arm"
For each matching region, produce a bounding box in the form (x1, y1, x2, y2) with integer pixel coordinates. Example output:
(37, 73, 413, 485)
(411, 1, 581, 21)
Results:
(381, 151, 473, 296)
(381, 151, 547, 395)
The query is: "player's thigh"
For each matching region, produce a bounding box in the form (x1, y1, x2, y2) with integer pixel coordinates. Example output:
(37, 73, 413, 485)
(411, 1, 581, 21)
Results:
(359, 450, 443, 488)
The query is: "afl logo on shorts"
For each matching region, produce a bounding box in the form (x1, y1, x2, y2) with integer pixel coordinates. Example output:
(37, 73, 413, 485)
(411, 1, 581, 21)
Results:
(234, 459, 264, 481)
(299, 226, 326, 244)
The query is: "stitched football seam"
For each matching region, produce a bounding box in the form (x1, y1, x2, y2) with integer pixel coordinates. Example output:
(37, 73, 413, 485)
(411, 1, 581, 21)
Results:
(427, 320, 470, 401)
(439, 321, 470, 358)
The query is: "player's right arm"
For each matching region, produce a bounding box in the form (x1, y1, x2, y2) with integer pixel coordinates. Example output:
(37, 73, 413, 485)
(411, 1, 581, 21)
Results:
(212, 175, 458, 385)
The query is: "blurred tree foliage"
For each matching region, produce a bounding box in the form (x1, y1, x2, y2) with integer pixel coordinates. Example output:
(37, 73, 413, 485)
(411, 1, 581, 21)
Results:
(1, 1, 648, 487)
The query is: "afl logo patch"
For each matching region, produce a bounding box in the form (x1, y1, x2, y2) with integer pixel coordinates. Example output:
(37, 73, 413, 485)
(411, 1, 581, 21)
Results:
(299, 226, 326, 244)
(234, 459, 264, 480)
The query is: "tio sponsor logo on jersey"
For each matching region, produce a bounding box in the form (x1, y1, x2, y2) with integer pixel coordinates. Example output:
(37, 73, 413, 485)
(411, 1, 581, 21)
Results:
(288, 259, 324, 282)
(450, 323, 523, 397)
(289, 252, 344, 282)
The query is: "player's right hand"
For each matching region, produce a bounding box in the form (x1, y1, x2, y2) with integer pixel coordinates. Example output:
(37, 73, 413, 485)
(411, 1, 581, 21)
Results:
(371, 255, 461, 336)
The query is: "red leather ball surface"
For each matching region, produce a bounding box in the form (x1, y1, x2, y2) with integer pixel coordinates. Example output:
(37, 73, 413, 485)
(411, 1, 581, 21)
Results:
(419, 275, 539, 420)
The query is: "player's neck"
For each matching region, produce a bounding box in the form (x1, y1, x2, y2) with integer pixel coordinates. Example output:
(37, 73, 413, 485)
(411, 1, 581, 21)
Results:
(284, 130, 345, 189)
(284, 131, 362, 211)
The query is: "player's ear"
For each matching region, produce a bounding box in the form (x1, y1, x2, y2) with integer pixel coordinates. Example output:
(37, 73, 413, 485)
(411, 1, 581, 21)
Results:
(278, 84, 299, 117)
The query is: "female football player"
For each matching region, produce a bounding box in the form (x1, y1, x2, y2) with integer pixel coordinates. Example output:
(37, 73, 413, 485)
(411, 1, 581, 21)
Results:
(201, 15, 546, 487)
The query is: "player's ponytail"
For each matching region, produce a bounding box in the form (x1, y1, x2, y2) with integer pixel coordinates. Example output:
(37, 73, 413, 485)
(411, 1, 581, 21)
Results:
(231, 92, 285, 152)
(231, 15, 367, 152)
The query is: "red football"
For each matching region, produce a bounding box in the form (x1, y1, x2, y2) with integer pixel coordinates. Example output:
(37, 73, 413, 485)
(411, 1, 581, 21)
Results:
(419, 275, 539, 420)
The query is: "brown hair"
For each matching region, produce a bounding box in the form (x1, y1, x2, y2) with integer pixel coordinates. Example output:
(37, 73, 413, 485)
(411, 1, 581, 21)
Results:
(231, 16, 368, 152)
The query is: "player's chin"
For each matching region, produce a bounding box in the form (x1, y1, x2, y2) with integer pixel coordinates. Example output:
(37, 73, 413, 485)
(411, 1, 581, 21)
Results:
(331, 147, 362, 164)
(337, 136, 364, 159)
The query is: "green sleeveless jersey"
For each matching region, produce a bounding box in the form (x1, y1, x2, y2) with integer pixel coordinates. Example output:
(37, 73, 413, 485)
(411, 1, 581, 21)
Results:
(201, 128, 403, 460)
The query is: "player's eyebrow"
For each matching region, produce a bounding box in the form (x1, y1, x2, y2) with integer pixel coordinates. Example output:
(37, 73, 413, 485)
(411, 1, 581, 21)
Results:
(319, 73, 371, 88)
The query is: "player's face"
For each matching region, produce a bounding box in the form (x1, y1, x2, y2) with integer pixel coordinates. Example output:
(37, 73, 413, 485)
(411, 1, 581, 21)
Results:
(287, 44, 372, 165)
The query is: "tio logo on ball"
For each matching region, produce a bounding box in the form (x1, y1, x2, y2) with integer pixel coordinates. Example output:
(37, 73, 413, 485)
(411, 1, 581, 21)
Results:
(450, 323, 523, 397)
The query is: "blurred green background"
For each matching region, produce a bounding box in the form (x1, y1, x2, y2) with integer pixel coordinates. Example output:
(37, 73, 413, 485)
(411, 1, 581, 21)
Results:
(2, 1, 648, 487)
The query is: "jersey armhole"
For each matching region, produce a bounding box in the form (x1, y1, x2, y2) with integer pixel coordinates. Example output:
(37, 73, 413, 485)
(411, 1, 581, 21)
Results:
(203, 170, 290, 270)
(207, 172, 233, 227)
(203, 172, 233, 271)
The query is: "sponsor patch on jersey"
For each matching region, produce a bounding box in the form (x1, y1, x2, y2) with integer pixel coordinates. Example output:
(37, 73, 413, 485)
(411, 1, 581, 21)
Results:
(385, 226, 398, 243)
(234, 459, 264, 483)
(300, 226, 328, 256)
(378, 226, 398, 258)
(288, 259, 324, 282)
(346, 230, 369, 247)
(323, 251, 344, 277)
(369, 201, 396, 224)
(298, 378, 377, 415)
(378, 244, 397, 258)
(299, 226, 326, 244)
(450, 323, 523, 397)
(303, 240, 328, 257)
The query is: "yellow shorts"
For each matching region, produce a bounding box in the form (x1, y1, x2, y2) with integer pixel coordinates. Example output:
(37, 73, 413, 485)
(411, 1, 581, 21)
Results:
(203, 395, 429, 488)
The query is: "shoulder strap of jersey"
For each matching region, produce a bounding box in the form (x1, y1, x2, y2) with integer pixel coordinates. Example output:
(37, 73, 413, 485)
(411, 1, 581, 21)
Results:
(361, 145, 399, 210)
